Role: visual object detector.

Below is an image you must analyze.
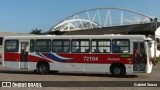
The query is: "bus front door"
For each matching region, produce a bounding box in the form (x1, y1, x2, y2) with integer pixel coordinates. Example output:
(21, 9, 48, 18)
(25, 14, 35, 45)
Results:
(20, 41, 29, 69)
(133, 42, 147, 72)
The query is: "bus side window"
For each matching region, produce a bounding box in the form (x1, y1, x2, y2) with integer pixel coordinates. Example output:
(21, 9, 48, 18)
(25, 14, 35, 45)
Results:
(52, 39, 70, 53)
(71, 40, 79, 53)
(112, 39, 130, 53)
(5, 40, 19, 52)
(94, 49, 100, 53)
(36, 39, 51, 52)
(91, 39, 111, 53)
(71, 39, 90, 53)
(30, 39, 35, 52)
(80, 40, 90, 53)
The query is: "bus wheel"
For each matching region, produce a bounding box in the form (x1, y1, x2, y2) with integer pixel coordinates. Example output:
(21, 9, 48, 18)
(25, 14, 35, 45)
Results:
(110, 65, 125, 75)
(38, 63, 50, 74)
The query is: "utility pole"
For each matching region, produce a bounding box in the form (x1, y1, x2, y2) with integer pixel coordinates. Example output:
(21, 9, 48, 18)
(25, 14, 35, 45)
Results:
(154, 18, 158, 62)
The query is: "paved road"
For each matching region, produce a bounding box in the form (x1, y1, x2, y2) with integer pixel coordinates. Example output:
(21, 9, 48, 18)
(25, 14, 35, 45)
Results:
(0, 64, 160, 90)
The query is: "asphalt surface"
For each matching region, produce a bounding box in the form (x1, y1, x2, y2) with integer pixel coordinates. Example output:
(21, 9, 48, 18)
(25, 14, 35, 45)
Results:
(0, 63, 160, 90)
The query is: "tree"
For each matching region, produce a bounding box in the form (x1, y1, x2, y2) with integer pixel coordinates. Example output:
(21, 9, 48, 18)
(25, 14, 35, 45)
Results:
(47, 30, 66, 35)
(30, 29, 43, 34)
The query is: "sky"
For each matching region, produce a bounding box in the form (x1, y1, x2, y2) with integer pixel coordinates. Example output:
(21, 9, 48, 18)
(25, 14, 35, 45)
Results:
(0, 0, 160, 33)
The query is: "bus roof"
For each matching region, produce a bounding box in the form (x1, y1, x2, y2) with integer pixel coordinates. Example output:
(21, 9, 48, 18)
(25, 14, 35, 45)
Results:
(3, 34, 146, 40)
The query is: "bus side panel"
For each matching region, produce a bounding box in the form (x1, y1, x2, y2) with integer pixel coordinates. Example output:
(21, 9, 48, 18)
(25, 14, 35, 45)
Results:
(49, 63, 83, 72)
(4, 52, 20, 68)
(84, 64, 133, 74)
(125, 64, 133, 74)
(27, 62, 37, 70)
(84, 64, 110, 73)
(28, 53, 51, 62)
(4, 52, 20, 61)
(58, 53, 133, 64)
(27, 52, 134, 73)
(29, 52, 133, 73)
(27, 52, 133, 64)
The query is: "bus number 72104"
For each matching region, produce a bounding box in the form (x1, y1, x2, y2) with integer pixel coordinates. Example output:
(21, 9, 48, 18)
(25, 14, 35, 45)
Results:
(83, 56, 99, 62)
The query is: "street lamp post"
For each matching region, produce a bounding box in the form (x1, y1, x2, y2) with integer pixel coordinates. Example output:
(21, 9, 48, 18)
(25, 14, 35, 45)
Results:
(154, 18, 158, 63)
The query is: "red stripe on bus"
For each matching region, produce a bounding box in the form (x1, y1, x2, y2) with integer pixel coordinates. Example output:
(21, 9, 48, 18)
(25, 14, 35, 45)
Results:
(58, 53, 133, 64)
(4, 52, 20, 61)
(4, 52, 133, 64)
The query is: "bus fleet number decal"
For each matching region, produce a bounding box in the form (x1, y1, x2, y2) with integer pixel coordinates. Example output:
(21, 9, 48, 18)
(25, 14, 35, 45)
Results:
(83, 56, 99, 61)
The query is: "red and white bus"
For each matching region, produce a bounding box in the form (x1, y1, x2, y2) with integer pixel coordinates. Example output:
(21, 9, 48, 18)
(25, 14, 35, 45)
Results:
(2, 35, 153, 75)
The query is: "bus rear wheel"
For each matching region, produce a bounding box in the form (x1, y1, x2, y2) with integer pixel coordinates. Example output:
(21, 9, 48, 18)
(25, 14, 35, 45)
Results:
(37, 63, 50, 74)
(110, 65, 125, 75)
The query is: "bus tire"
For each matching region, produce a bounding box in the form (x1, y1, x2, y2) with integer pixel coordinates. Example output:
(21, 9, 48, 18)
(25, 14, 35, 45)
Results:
(110, 64, 125, 75)
(37, 62, 50, 74)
